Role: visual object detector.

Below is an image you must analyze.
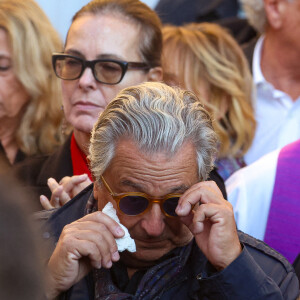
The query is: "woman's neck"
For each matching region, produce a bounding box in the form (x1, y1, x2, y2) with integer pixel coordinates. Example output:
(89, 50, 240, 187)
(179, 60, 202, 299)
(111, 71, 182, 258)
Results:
(73, 129, 91, 155)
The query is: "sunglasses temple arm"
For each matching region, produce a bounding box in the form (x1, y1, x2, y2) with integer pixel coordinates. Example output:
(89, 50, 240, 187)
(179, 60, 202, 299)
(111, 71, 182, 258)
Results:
(100, 176, 115, 196)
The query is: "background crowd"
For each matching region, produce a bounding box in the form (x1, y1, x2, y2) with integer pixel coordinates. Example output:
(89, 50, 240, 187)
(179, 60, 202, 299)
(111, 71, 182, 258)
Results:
(0, 0, 299, 298)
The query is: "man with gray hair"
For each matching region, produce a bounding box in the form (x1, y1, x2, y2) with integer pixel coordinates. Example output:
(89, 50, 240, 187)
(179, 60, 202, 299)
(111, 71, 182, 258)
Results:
(226, 0, 300, 268)
(41, 82, 298, 299)
(240, 0, 300, 164)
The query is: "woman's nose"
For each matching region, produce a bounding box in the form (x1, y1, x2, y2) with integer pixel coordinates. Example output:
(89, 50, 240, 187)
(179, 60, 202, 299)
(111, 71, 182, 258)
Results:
(78, 67, 97, 89)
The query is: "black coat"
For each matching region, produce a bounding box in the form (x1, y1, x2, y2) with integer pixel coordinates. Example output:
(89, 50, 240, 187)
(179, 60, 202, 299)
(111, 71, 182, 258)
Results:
(13, 135, 73, 210)
(37, 184, 299, 300)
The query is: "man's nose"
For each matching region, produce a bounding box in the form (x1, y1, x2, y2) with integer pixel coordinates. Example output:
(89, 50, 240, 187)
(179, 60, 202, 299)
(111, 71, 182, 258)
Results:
(140, 204, 165, 237)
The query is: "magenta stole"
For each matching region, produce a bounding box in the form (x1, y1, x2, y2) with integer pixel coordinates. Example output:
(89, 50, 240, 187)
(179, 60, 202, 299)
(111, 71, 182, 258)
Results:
(264, 140, 300, 263)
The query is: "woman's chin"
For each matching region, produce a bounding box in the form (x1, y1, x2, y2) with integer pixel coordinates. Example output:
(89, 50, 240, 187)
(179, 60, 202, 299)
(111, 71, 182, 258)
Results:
(71, 118, 95, 135)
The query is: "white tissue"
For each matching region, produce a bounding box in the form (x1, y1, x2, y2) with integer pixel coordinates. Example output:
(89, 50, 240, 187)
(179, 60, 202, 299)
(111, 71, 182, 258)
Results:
(102, 202, 136, 253)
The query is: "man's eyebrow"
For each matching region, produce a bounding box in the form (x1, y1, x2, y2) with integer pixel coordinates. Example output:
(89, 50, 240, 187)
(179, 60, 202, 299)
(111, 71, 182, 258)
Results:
(121, 180, 145, 192)
(169, 185, 189, 194)
(120, 180, 188, 194)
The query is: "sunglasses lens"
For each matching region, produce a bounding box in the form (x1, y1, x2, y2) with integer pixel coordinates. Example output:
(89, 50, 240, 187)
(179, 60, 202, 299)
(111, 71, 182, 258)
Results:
(163, 197, 180, 216)
(119, 196, 149, 215)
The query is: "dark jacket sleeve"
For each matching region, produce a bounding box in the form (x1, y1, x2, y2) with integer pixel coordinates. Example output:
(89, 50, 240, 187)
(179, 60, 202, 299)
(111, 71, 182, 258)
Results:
(36, 185, 95, 300)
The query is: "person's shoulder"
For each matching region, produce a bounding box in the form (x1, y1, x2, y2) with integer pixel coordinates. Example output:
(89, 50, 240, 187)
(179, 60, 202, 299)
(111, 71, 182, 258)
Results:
(226, 149, 280, 210)
(11, 154, 52, 199)
(237, 231, 299, 299)
(226, 148, 280, 188)
(12, 135, 73, 188)
(239, 231, 294, 273)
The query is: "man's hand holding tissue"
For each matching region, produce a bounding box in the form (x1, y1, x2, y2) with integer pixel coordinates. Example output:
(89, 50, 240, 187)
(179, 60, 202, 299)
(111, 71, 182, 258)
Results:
(46, 211, 125, 299)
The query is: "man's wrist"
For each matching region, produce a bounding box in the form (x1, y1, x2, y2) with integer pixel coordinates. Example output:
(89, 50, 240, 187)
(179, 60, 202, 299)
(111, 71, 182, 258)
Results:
(44, 271, 61, 300)
(211, 243, 243, 272)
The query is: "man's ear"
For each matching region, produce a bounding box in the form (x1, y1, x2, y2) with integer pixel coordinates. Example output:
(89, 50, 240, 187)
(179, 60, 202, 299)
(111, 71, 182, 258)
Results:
(264, 0, 288, 30)
(146, 66, 163, 82)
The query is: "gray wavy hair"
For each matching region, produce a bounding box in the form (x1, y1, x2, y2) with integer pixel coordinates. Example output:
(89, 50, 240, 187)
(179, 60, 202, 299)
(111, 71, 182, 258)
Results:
(241, 0, 294, 33)
(240, 0, 266, 33)
(89, 82, 218, 182)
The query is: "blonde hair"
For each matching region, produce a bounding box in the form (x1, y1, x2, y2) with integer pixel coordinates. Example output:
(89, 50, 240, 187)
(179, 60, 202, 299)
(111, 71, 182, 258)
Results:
(162, 23, 256, 158)
(0, 0, 65, 156)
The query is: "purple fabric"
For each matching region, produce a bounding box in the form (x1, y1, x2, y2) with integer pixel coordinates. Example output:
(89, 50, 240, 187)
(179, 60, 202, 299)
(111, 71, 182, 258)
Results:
(264, 140, 300, 263)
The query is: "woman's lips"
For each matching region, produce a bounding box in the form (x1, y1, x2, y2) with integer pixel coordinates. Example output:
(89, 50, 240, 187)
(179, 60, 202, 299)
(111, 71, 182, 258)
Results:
(74, 101, 100, 110)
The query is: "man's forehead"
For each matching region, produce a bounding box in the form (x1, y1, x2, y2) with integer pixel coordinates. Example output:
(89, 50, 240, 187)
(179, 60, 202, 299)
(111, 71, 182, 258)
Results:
(112, 138, 196, 164)
(104, 138, 199, 186)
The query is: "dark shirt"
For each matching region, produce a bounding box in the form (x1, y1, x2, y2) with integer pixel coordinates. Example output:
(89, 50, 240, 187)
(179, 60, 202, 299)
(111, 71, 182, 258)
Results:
(111, 262, 146, 294)
(0, 142, 26, 166)
(111, 248, 181, 294)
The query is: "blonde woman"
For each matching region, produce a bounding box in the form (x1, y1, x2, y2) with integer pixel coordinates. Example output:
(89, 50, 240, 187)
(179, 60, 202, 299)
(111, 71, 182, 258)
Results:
(162, 22, 256, 180)
(0, 0, 65, 165)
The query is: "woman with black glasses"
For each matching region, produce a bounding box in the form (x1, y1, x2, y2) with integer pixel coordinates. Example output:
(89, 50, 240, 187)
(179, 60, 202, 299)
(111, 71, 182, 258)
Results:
(13, 0, 163, 209)
(15, 0, 226, 210)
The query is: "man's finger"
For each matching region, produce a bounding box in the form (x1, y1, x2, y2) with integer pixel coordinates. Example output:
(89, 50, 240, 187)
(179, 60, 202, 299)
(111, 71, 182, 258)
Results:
(176, 182, 224, 216)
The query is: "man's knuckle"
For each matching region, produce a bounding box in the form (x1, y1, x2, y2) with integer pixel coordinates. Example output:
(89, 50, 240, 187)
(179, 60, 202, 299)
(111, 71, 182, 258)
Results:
(98, 223, 107, 232)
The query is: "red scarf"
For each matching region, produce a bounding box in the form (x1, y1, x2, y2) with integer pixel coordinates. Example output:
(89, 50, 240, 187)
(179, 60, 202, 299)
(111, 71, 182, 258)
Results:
(70, 133, 93, 181)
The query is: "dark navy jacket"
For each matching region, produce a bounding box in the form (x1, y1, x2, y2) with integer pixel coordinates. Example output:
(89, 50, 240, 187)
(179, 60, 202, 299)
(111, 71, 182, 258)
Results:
(38, 184, 299, 300)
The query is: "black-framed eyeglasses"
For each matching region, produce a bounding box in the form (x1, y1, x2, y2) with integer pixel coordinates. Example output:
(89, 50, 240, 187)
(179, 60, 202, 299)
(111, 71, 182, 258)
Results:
(52, 53, 150, 85)
(101, 176, 182, 217)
